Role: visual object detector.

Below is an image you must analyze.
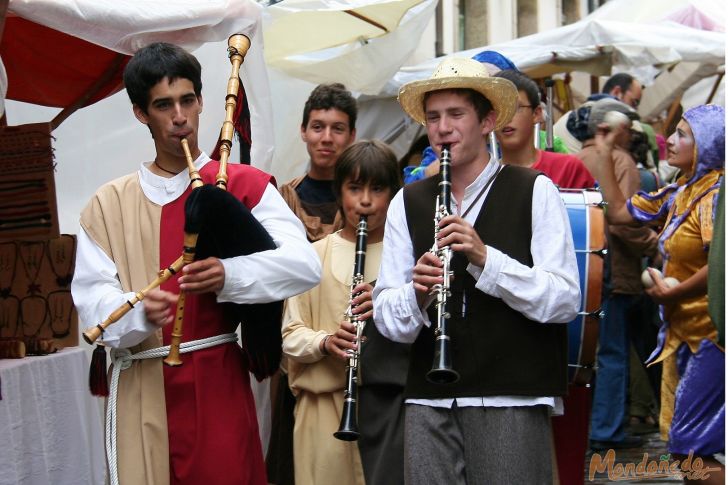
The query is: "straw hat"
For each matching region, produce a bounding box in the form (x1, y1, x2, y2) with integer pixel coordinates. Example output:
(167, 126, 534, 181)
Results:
(398, 57, 518, 130)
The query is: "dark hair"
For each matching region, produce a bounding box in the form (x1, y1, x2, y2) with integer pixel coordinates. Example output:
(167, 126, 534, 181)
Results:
(123, 42, 202, 112)
(629, 129, 650, 166)
(602, 73, 635, 96)
(494, 70, 540, 108)
(334, 140, 401, 202)
(302, 83, 357, 131)
(423, 88, 493, 121)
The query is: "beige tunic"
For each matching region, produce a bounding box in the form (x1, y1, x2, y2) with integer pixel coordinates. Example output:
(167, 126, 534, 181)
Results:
(80, 174, 170, 485)
(282, 232, 382, 485)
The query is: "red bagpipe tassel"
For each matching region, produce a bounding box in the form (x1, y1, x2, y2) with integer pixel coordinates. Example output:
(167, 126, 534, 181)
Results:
(211, 81, 252, 164)
(89, 344, 109, 397)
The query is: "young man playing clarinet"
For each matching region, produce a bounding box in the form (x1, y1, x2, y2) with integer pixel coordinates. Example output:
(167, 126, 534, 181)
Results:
(372, 57, 580, 483)
(72, 42, 320, 485)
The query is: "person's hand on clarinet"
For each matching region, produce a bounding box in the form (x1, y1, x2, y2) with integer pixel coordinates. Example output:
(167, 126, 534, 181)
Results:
(323, 322, 358, 361)
(413, 251, 443, 308)
(350, 282, 374, 322)
(436, 214, 487, 268)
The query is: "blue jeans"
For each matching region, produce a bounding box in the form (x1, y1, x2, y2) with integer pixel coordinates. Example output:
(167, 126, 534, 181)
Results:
(590, 294, 641, 441)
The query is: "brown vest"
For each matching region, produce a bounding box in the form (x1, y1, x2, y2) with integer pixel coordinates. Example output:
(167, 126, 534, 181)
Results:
(402, 165, 567, 398)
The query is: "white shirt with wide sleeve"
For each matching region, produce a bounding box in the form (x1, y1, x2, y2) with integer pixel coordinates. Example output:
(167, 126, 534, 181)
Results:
(72, 153, 321, 348)
(372, 159, 580, 411)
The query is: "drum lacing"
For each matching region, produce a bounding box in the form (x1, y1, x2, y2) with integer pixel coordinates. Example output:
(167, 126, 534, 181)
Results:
(106, 333, 238, 485)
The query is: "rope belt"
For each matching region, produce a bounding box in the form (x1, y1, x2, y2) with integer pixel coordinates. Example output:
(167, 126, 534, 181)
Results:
(106, 333, 238, 485)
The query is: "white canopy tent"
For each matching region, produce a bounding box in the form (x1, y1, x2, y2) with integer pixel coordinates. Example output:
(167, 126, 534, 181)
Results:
(584, 0, 724, 31)
(264, 0, 437, 95)
(355, 12, 725, 155)
(377, 20, 724, 94)
(262, 0, 437, 182)
(583, 0, 725, 120)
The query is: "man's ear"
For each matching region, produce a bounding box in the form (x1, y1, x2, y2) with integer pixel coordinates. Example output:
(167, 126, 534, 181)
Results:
(133, 104, 149, 125)
(300, 124, 307, 142)
(533, 103, 545, 125)
(481, 110, 497, 136)
(198, 95, 203, 114)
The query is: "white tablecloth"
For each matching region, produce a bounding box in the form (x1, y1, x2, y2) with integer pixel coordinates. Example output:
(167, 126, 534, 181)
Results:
(0, 347, 105, 485)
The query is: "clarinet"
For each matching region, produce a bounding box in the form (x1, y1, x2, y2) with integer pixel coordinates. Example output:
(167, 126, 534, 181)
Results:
(427, 144, 460, 384)
(334, 215, 368, 441)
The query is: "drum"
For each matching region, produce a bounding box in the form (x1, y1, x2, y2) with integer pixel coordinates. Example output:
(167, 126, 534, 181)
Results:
(560, 189, 605, 386)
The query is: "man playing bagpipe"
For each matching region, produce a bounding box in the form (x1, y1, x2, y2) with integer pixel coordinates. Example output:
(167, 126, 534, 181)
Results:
(72, 42, 321, 485)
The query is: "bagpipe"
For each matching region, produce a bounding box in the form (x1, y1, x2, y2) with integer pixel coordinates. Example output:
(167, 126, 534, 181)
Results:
(84, 35, 283, 394)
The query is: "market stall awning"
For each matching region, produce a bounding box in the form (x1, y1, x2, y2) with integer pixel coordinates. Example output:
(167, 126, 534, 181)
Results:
(1, 0, 262, 122)
(1, 15, 128, 113)
(263, 0, 437, 94)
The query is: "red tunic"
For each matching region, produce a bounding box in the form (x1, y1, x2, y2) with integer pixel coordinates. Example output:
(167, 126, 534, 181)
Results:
(534, 150, 595, 189)
(159, 161, 271, 485)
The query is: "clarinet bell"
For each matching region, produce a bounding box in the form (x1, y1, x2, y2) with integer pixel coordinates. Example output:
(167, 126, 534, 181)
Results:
(427, 337, 459, 384)
(334, 364, 361, 441)
(427, 365, 460, 385)
(333, 400, 360, 441)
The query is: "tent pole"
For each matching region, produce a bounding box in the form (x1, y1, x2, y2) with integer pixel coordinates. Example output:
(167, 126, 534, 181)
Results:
(663, 95, 683, 136)
(706, 72, 724, 104)
(590, 75, 599, 95)
(343, 10, 388, 33)
(50, 53, 127, 132)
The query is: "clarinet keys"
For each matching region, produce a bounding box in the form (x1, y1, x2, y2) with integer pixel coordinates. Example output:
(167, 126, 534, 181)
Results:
(334, 215, 368, 441)
(426, 144, 460, 385)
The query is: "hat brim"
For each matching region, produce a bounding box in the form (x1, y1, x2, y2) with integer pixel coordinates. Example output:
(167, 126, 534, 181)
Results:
(397, 76, 518, 131)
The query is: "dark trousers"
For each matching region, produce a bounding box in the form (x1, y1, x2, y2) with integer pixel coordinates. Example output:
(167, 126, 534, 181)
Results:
(265, 373, 295, 485)
(404, 403, 552, 485)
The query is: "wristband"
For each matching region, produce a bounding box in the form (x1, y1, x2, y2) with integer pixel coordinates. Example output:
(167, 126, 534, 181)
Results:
(321, 335, 331, 356)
